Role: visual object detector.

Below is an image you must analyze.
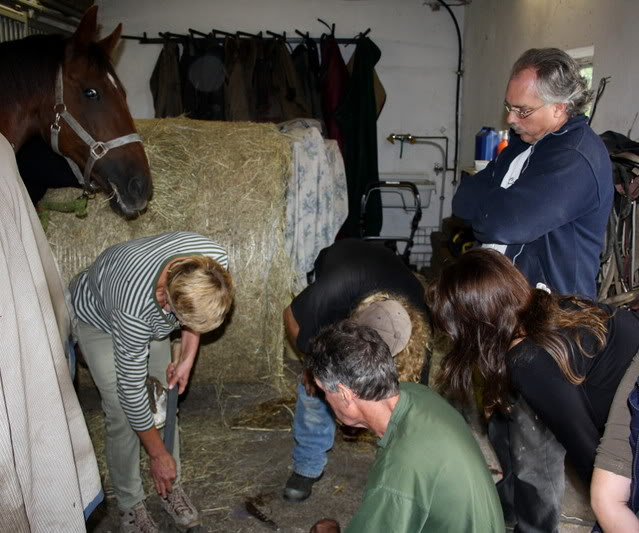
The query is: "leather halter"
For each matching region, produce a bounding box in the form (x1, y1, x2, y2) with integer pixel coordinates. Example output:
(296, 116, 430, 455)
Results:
(50, 65, 143, 190)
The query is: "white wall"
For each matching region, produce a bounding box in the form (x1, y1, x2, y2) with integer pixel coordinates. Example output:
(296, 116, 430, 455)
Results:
(96, 0, 464, 230)
(461, 0, 639, 167)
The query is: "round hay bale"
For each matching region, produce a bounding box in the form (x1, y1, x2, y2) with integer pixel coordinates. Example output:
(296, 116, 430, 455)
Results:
(43, 118, 294, 388)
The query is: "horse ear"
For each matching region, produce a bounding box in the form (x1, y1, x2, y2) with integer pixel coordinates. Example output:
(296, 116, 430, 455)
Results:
(70, 5, 98, 50)
(98, 23, 122, 58)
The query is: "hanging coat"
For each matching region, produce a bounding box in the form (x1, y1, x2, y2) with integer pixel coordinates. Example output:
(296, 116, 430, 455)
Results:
(252, 39, 280, 122)
(320, 35, 349, 154)
(291, 40, 324, 126)
(346, 51, 386, 118)
(0, 134, 102, 531)
(335, 37, 384, 237)
(150, 39, 184, 118)
(224, 37, 258, 121)
(253, 40, 310, 123)
(180, 37, 225, 121)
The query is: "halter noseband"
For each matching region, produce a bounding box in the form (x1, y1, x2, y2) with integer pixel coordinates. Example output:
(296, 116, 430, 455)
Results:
(50, 65, 143, 190)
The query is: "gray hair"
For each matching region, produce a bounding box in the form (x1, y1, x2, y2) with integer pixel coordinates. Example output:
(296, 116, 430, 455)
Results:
(306, 319, 400, 401)
(511, 48, 592, 117)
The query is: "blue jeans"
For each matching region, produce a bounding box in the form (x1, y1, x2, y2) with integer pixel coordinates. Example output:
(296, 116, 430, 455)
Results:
(292, 383, 336, 478)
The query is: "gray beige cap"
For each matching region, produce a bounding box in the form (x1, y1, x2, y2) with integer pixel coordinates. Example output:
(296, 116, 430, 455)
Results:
(352, 299, 412, 356)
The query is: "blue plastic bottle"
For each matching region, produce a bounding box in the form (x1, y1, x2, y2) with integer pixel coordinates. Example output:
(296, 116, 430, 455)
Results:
(475, 127, 500, 161)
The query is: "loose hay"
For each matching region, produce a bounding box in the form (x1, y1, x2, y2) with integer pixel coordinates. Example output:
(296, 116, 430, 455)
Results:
(43, 118, 294, 387)
(230, 396, 296, 431)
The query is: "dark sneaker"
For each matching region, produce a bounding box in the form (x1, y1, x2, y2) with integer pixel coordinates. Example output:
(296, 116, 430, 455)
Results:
(119, 501, 159, 533)
(283, 472, 323, 502)
(160, 484, 201, 532)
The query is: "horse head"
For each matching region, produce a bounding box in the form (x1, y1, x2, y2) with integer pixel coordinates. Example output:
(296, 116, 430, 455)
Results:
(47, 6, 152, 216)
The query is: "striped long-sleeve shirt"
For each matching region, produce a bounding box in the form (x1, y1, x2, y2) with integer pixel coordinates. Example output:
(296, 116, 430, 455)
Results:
(70, 232, 228, 431)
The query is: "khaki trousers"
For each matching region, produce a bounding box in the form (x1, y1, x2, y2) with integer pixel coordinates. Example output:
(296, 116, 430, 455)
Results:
(75, 320, 181, 511)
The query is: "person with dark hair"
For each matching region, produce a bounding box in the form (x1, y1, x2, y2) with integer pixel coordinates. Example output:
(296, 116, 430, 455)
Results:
(306, 320, 504, 533)
(71, 231, 234, 533)
(453, 47, 612, 299)
(427, 248, 639, 532)
(281, 238, 430, 503)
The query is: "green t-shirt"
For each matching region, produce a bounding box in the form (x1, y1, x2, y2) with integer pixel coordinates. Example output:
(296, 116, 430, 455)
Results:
(345, 383, 504, 533)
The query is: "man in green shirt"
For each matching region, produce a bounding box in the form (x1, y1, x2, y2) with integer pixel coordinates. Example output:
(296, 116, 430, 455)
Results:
(306, 320, 504, 533)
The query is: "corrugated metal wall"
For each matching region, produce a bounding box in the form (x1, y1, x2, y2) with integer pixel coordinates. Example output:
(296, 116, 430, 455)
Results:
(0, 5, 27, 42)
(0, 4, 58, 43)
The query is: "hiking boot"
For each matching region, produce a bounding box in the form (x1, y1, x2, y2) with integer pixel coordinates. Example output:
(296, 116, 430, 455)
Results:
(160, 484, 201, 531)
(283, 472, 323, 502)
(119, 501, 159, 533)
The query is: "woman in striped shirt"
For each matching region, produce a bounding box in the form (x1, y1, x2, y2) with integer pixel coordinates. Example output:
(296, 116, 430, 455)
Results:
(70, 232, 233, 533)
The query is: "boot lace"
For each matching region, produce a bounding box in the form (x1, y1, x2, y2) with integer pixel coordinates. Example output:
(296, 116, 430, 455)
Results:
(131, 504, 158, 533)
(165, 486, 195, 516)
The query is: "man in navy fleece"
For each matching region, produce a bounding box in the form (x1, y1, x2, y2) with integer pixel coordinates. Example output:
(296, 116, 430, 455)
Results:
(452, 48, 613, 533)
(454, 47, 612, 300)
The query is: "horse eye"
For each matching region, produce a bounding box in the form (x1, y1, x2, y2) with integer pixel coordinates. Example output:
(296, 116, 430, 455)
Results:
(83, 88, 99, 100)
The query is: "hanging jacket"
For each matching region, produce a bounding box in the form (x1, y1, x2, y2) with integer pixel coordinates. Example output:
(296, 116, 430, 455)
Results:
(180, 37, 225, 120)
(320, 35, 349, 154)
(224, 37, 258, 121)
(346, 52, 386, 118)
(150, 40, 183, 118)
(291, 40, 324, 125)
(254, 40, 310, 123)
(335, 36, 384, 237)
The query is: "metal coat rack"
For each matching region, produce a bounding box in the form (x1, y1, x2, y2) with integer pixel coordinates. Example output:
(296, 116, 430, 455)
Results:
(122, 19, 371, 46)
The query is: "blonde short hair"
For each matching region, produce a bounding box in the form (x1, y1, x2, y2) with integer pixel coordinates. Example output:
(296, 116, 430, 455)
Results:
(352, 291, 431, 382)
(166, 256, 234, 333)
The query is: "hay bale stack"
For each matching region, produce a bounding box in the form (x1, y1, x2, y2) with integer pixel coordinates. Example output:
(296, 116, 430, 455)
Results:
(43, 118, 294, 386)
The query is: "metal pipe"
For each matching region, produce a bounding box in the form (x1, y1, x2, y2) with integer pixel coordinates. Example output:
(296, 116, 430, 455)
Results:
(386, 132, 452, 229)
(436, 0, 462, 192)
(121, 33, 366, 45)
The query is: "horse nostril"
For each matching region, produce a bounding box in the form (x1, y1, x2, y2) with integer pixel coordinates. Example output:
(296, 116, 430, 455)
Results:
(128, 176, 145, 198)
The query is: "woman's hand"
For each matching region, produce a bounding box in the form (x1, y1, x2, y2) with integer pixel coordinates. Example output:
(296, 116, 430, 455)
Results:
(149, 450, 177, 498)
(166, 328, 201, 393)
(137, 426, 177, 498)
(166, 357, 195, 394)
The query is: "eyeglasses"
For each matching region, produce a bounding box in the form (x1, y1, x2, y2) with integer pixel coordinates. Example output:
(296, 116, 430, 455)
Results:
(504, 101, 545, 119)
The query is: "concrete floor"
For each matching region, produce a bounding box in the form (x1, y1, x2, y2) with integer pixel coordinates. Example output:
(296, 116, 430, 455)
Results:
(80, 359, 597, 532)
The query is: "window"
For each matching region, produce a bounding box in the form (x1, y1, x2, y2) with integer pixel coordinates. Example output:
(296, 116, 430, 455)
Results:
(567, 46, 594, 116)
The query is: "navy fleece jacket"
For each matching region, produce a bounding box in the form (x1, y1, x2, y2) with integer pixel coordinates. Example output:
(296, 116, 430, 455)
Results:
(453, 115, 612, 298)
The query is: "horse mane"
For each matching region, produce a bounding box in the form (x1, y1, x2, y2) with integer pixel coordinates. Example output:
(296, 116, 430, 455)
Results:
(0, 35, 64, 104)
(0, 33, 116, 105)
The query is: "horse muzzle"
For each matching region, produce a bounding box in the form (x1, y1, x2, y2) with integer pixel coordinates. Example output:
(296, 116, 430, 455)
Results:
(105, 173, 152, 216)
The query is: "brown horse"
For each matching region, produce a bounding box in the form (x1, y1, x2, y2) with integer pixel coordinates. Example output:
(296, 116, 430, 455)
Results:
(0, 6, 152, 216)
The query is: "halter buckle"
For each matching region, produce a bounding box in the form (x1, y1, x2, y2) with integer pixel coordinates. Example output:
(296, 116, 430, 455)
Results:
(53, 102, 66, 115)
(50, 122, 61, 134)
(90, 142, 108, 160)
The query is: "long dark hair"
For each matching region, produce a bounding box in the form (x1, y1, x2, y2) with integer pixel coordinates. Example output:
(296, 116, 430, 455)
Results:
(426, 249, 609, 415)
